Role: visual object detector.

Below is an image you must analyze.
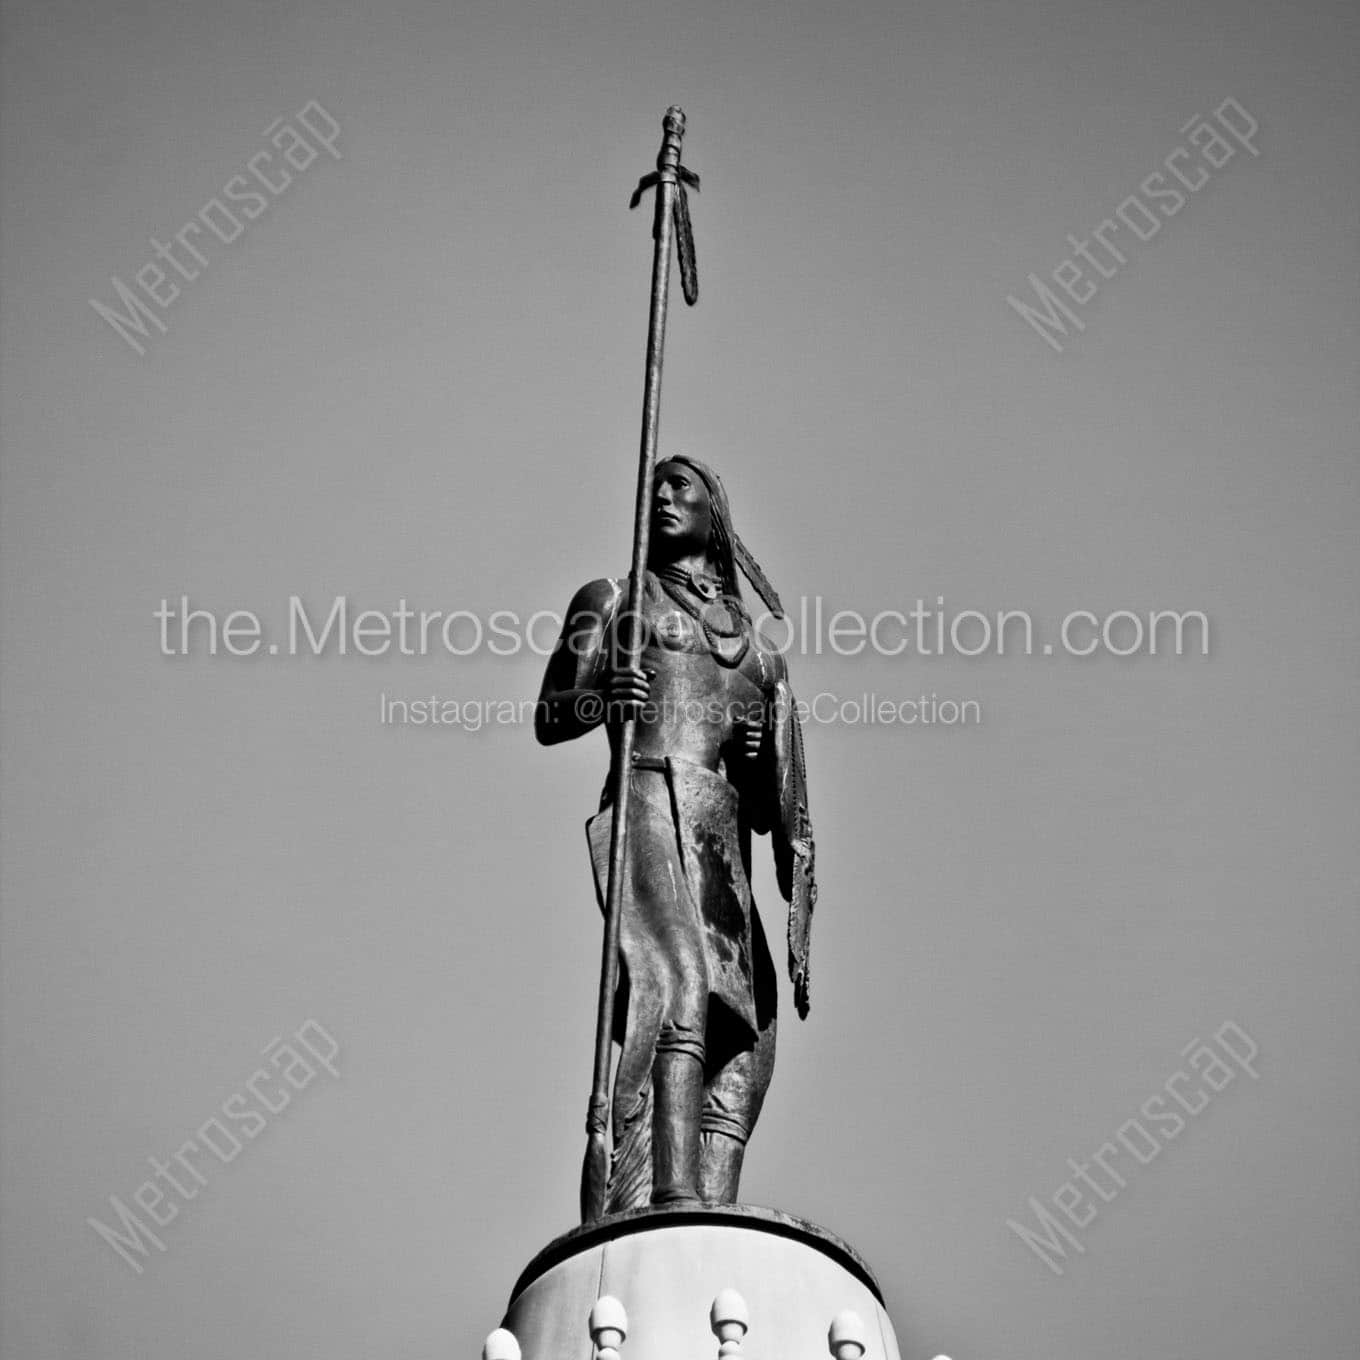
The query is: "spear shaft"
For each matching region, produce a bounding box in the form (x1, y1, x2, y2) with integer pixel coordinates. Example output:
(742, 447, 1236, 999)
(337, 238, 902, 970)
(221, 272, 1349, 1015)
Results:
(582, 106, 694, 1223)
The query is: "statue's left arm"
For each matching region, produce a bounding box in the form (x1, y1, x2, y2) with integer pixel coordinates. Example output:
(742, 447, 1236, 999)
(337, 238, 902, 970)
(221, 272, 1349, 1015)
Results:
(741, 646, 818, 1019)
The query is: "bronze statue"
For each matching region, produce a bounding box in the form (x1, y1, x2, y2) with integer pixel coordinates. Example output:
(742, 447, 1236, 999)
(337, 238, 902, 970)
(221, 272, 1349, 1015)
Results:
(533, 108, 815, 1222)
(536, 455, 817, 1214)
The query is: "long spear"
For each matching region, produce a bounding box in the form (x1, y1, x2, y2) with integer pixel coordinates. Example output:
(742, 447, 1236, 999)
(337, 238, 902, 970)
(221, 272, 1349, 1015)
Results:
(582, 106, 700, 1223)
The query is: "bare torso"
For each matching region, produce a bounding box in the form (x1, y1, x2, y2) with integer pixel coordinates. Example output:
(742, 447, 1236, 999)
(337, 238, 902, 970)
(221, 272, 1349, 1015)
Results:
(534, 573, 784, 775)
(625, 579, 772, 772)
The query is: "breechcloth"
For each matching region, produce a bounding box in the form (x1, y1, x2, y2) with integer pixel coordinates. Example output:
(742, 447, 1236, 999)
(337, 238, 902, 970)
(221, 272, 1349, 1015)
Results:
(587, 755, 777, 1157)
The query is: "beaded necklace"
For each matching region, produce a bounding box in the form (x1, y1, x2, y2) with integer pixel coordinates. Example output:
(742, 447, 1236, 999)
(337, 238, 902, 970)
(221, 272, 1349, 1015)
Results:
(653, 564, 750, 668)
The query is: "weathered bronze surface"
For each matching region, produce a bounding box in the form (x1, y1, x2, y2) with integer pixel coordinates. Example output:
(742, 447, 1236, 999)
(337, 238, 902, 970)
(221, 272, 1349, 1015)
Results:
(537, 457, 817, 1217)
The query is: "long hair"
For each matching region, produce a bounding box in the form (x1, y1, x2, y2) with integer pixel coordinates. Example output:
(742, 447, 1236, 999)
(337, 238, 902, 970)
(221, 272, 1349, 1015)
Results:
(660, 455, 785, 619)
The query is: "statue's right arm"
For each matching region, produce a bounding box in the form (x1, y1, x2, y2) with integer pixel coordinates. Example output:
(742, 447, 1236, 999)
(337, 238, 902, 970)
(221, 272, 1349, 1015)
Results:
(534, 579, 620, 746)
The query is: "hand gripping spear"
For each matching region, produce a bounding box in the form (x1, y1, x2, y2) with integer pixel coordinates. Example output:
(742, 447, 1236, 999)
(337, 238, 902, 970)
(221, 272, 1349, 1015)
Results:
(581, 106, 700, 1223)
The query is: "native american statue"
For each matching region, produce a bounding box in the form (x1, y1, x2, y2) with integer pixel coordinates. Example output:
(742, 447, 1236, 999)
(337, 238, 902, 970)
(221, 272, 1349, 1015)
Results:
(497, 110, 888, 1360)
(536, 455, 817, 1216)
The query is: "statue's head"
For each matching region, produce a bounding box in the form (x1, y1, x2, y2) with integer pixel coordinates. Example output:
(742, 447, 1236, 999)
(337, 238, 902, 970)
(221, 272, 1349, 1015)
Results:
(650, 455, 784, 620)
(652, 458, 715, 561)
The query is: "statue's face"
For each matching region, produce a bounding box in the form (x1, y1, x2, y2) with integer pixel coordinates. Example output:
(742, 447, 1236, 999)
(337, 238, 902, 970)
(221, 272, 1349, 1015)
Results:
(652, 461, 712, 553)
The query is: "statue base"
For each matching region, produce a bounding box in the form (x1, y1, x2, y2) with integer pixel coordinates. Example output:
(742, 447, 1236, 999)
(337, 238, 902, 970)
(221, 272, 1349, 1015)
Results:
(499, 1204, 902, 1360)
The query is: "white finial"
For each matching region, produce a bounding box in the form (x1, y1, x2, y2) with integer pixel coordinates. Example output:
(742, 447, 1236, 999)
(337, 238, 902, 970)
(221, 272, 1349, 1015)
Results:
(710, 1289, 750, 1360)
(827, 1310, 868, 1360)
(483, 1328, 521, 1360)
(590, 1295, 629, 1360)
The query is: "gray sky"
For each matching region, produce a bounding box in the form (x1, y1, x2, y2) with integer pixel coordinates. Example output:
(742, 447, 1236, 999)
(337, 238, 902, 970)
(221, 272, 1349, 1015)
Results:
(2, 1, 1357, 1358)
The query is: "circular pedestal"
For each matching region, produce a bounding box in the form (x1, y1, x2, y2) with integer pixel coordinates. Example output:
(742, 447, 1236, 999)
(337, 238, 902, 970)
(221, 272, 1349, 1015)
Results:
(503, 1205, 901, 1360)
